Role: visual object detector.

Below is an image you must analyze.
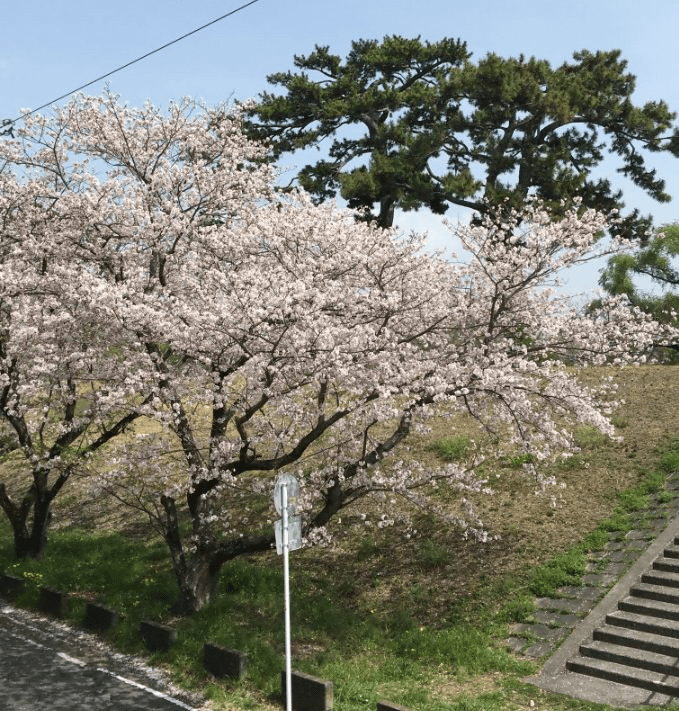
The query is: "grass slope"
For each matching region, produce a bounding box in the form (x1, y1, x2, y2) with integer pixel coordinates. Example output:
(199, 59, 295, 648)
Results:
(1, 364, 679, 711)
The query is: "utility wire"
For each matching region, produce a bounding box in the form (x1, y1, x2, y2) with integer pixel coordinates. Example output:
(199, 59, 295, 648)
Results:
(2, 0, 261, 132)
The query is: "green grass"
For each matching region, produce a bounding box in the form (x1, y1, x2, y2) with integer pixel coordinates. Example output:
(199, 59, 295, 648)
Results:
(1, 435, 678, 710)
(0, 525, 530, 707)
(0, 514, 534, 707)
(524, 460, 679, 599)
(428, 435, 473, 462)
(573, 425, 610, 450)
(500, 452, 537, 469)
(419, 539, 450, 569)
(0, 529, 176, 650)
(529, 548, 587, 597)
(660, 437, 679, 474)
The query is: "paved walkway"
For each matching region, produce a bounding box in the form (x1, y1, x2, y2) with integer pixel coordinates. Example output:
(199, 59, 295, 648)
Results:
(0, 604, 203, 711)
(512, 480, 679, 708)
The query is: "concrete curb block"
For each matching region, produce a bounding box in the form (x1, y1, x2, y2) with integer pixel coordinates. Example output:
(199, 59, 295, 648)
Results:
(82, 602, 119, 633)
(203, 643, 248, 679)
(281, 670, 333, 711)
(139, 619, 177, 653)
(377, 701, 411, 711)
(38, 586, 68, 618)
(0, 573, 24, 600)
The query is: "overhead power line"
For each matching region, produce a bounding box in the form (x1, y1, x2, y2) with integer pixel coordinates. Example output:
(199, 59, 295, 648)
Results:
(3, 0, 261, 130)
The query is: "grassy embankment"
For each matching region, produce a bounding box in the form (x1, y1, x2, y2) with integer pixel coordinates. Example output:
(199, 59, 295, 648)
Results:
(1, 364, 679, 711)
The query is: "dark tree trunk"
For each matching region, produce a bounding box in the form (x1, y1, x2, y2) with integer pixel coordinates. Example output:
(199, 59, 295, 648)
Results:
(9, 516, 33, 560)
(171, 552, 222, 615)
(377, 194, 395, 229)
(167, 536, 277, 614)
(161, 493, 278, 614)
(27, 496, 53, 559)
(161, 494, 220, 615)
(0, 484, 53, 560)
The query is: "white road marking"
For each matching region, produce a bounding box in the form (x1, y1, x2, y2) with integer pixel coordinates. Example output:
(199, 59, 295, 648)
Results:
(0, 607, 196, 709)
(4, 627, 49, 649)
(57, 651, 87, 667)
(95, 668, 196, 710)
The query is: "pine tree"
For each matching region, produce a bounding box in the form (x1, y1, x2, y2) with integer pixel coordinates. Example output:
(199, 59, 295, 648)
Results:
(247, 36, 679, 239)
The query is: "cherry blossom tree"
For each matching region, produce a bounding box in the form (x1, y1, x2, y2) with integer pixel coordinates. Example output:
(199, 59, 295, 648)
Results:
(0, 161, 151, 558)
(1, 93, 674, 612)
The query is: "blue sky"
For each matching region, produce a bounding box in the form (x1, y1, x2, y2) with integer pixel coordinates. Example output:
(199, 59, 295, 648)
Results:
(2, 0, 679, 295)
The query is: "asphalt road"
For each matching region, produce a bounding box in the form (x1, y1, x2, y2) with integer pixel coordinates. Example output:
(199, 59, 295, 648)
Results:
(0, 605, 199, 711)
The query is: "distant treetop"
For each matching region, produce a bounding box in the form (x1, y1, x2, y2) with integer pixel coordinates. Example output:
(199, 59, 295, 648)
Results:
(246, 35, 679, 238)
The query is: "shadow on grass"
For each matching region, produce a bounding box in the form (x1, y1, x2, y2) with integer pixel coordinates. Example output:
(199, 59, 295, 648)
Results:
(0, 521, 530, 706)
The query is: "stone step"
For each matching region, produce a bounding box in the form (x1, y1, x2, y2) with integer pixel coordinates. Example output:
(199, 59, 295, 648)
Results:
(619, 594, 679, 622)
(630, 581, 679, 605)
(653, 555, 679, 574)
(557, 528, 679, 701)
(594, 623, 679, 657)
(580, 638, 679, 678)
(641, 569, 679, 589)
(594, 612, 679, 656)
(566, 656, 679, 696)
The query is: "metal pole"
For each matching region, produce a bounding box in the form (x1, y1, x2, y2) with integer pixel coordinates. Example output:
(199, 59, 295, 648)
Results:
(282, 483, 292, 711)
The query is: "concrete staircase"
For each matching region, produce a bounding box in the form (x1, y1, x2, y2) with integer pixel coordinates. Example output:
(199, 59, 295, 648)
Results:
(566, 537, 679, 697)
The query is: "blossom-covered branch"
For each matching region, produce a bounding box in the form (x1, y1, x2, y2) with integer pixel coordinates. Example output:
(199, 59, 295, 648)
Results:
(1, 93, 675, 611)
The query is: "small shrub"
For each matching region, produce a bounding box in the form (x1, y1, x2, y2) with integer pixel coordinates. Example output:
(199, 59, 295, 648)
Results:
(387, 609, 418, 634)
(599, 512, 632, 533)
(661, 451, 679, 474)
(659, 490, 674, 504)
(419, 539, 449, 569)
(617, 489, 648, 513)
(555, 453, 586, 471)
(573, 425, 609, 450)
(356, 536, 380, 560)
(408, 584, 428, 603)
(529, 549, 587, 597)
(429, 435, 473, 462)
(499, 595, 536, 623)
(640, 469, 665, 495)
(582, 529, 609, 551)
(500, 452, 536, 469)
(610, 414, 629, 429)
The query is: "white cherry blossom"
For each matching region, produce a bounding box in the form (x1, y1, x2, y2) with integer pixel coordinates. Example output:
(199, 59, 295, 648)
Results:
(1, 93, 675, 612)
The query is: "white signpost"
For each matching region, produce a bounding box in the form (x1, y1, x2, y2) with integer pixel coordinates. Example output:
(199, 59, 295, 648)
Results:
(274, 474, 302, 711)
